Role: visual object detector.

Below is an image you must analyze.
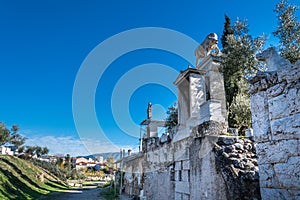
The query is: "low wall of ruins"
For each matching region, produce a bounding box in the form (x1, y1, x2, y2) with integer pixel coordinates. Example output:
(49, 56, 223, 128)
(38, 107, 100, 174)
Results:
(120, 123, 260, 200)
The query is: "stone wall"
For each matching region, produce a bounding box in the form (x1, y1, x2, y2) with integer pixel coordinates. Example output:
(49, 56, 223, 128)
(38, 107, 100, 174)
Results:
(249, 61, 300, 199)
(118, 55, 260, 200)
(119, 130, 260, 199)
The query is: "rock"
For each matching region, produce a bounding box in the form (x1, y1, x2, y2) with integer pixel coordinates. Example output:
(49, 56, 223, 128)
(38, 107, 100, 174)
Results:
(228, 153, 240, 159)
(244, 143, 252, 151)
(224, 146, 234, 153)
(234, 143, 244, 150)
(217, 137, 237, 145)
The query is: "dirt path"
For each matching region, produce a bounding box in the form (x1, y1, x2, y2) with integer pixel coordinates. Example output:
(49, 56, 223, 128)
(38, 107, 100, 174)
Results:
(46, 186, 105, 200)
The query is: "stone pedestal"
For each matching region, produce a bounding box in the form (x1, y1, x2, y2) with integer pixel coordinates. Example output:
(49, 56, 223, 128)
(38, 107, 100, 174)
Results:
(198, 56, 227, 122)
(173, 56, 227, 141)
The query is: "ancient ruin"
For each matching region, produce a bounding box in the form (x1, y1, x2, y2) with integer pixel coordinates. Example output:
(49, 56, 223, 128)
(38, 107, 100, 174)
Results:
(116, 35, 300, 200)
(250, 52, 300, 199)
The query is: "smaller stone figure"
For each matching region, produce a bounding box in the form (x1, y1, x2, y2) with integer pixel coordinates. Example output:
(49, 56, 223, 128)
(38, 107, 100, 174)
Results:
(256, 47, 290, 71)
(147, 102, 152, 119)
(194, 33, 221, 67)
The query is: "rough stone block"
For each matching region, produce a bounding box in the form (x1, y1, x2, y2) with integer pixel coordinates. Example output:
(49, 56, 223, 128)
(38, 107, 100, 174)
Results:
(182, 160, 190, 170)
(266, 82, 286, 98)
(268, 93, 289, 120)
(270, 113, 300, 140)
(182, 193, 190, 200)
(286, 83, 300, 115)
(175, 170, 180, 181)
(182, 170, 190, 182)
(174, 145, 189, 161)
(199, 100, 225, 124)
(175, 192, 182, 200)
(278, 63, 300, 83)
(260, 187, 300, 200)
(258, 163, 277, 188)
(175, 181, 190, 194)
(175, 161, 182, 170)
(250, 91, 271, 142)
(274, 156, 300, 189)
(256, 140, 298, 164)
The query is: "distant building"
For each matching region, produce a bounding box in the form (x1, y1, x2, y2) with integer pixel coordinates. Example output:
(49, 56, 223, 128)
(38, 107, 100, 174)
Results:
(0, 146, 14, 155)
(95, 156, 104, 164)
(74, 157, 96, 170)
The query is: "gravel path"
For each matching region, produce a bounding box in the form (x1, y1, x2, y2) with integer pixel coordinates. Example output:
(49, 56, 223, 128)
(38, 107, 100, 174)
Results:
(46, 186, 105, 200)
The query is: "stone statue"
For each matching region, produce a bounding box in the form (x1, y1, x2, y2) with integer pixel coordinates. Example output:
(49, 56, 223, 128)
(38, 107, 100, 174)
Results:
(256, 47, 290, 71)
(147, 102, 152, 119)
(194, 33, 220, 67)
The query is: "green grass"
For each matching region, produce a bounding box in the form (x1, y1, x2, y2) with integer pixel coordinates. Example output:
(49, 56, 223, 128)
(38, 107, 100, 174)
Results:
(0, 155, 68, 200)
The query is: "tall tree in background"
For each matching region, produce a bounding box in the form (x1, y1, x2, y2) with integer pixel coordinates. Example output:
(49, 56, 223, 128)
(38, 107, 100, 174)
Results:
(273, 0, 300, 63)
(221, 14, 234, 52)
(10, 125, 26, 148)
(221, 17, 265, 133)
(0, 123, 10, 145)
(164, 103, 178, 134)
(41, 147, 49, 155)
(0, 123, 26, 147)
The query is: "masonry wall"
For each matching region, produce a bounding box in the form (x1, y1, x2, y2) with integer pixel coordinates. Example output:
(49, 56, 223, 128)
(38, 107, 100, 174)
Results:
(189, 136, 227, 200)
(249, 62, 300, 199)
(120, 128, 260, 200)
(119, 56, 261, 199)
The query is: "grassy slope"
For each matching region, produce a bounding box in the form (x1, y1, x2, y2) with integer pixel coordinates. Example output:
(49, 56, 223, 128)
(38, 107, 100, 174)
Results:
(0, 155, 68, 200)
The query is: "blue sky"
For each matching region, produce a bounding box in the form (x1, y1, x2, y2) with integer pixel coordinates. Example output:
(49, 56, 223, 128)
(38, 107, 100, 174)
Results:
(0, 0, 299, 156)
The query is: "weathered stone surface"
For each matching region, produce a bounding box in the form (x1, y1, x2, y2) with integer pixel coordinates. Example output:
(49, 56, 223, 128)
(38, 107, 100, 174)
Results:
(270, 113, 300, 140)
(175, 170, 180, 181)
(214, 137, 260, 200)
(174, 139, 190, 161)
(182, 170, 190, 182)
(250, 91, 271, 142)
(268, 93, 289, 120)
(256, 140, 298, 164)
(175, 161, 182, 170)
(217, 136, 237, 145)
(193, 121, 227, 137)
(278, 62, 300, 83)
(175, 192, 182, 200)
(250, 57, 300, 199)
(268, 81, 300, 121)
(175, 181, 190, 194)
(267, 82, 286, 98)
(258, 163, 276, 188)
(182, 194, 190, 200)
(249, 71, 278, 94)
(274, 156, 300, 189)
(199, 100, 225, 125)
(182, 160, 190, 170)
(144, 170, 175, 200)
(260, 187, 300, 200)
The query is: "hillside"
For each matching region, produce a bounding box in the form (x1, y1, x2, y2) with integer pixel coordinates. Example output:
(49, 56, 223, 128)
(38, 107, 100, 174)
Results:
(0, 155, 68, 200)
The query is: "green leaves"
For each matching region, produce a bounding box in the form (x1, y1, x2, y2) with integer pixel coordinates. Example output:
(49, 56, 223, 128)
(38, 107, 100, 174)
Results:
(0, 123, 26, 147)
(0, 123, 10, 145)
(273, 0, 300, 63)
(221, 16, 265, 134)
(164, 103, 178, 133)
